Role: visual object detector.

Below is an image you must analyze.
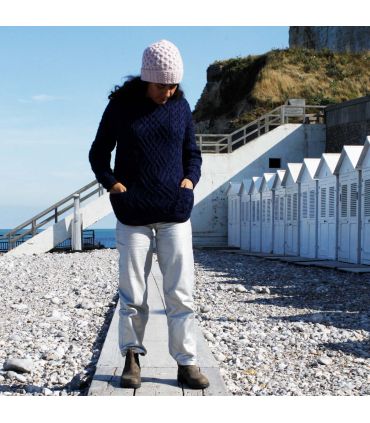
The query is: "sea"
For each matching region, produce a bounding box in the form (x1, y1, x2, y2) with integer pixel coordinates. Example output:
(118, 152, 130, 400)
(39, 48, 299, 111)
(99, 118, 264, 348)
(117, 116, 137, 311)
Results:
(0, 228, 117, 249)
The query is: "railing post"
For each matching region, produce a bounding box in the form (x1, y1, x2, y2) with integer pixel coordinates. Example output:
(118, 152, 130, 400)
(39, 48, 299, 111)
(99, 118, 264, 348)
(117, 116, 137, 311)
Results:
(243, 127, 246, 145)
(280, 106, 285, 124)
(31, 220, 36, 236)
(199, 136, 203, 152)
(265, 115, 269, 133)
(216, 138, 220, 153)
(258, 120, 261, 136)
(54, 207, 58, 223)
(227, 135, 232, 153)
(72, 194, 82, 251)
(8, 233, 13, 251)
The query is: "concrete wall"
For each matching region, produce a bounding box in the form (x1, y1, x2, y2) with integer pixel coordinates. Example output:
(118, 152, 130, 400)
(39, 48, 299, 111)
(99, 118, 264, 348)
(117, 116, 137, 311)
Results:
(191, 124, 326, 246)
(325, 96, 370, 153)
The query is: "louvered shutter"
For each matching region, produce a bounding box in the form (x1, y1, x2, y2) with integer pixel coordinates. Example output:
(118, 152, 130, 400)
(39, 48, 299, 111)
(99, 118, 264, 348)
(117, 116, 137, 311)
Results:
(320, 187, 327, 218)
(309, 190, 315, 218)
(364, 180, 370, 217)
(329, 186, 335, 218)
(287, 194, 292, 221)
(341, 184, 348, 217)
(302, 191, 308, 219)
(350, 183, 357, 218)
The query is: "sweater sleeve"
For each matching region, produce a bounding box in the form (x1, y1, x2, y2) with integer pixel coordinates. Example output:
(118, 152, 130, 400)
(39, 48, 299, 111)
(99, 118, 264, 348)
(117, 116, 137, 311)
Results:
(182, 100, 202, 188)
(88, 100, 118, 191)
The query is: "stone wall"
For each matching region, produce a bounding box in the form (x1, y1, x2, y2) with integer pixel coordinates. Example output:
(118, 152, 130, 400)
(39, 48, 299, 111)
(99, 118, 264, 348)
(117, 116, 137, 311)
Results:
(325, 96, 370, 152)
(289, 27, 370, 53)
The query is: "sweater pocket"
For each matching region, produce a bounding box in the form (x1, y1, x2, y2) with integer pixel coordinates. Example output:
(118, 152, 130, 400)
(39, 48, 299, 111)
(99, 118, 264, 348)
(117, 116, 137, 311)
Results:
(172, 187, 194, 221)
(109, 191, 130, 222)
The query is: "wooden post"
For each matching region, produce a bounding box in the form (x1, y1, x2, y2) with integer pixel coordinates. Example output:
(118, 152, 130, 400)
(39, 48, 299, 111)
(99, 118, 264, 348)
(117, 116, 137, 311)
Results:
(72, 194, 82, 251)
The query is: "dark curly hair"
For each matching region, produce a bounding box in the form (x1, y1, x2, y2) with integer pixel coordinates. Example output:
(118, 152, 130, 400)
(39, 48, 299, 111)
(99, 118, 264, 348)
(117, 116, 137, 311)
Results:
(108, 75, 184, 102)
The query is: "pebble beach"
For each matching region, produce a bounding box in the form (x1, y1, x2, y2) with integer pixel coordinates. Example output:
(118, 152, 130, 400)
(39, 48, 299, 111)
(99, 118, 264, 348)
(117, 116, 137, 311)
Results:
(0, 248, 369, 396)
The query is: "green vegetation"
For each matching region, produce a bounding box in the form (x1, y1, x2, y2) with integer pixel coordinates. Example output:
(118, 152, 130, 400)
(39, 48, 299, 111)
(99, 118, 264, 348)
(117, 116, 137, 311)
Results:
(194, 48, 370, 127)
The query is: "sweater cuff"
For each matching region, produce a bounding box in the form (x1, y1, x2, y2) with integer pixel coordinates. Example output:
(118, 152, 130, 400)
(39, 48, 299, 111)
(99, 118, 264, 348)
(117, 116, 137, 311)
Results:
(98, 173, 118, 191)
(184, 173, 199, 188)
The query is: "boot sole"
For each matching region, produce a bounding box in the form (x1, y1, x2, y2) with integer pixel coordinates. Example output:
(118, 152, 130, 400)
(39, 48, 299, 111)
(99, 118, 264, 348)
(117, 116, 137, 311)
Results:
(177, 375, 209, 389)
(120, 379, 141, 389)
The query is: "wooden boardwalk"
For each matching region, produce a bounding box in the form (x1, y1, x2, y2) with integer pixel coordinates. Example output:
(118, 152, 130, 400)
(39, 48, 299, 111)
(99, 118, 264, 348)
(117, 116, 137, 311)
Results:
(218, 250, 370, 273)
(88, 256, 229, 396)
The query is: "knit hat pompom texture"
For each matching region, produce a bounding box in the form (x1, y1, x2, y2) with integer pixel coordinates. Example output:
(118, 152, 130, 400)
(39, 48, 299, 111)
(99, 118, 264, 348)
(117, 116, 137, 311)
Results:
(141, 39, 184, 84)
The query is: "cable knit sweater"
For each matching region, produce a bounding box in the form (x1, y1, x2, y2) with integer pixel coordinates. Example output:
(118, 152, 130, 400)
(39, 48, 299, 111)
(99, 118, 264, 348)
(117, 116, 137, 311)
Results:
(88, 95, 202, 226)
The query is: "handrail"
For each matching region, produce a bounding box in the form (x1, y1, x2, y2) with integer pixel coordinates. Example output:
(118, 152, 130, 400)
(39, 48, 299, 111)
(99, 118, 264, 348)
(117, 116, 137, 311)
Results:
(195, 104, 326, 154)
(0, 179, 105, 250)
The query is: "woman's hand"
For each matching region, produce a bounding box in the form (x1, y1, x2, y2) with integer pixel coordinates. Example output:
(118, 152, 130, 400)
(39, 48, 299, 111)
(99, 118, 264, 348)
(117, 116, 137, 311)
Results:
(109, 182, 127, 193)
(180, 178, 193, 189)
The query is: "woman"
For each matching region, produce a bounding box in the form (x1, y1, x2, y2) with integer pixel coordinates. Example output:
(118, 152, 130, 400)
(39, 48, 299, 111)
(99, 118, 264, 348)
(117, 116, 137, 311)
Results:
(88, 39, 209, 390)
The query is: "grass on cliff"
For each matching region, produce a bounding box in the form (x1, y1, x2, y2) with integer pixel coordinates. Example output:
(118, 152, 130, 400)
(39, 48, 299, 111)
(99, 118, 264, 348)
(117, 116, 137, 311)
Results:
(194, 48, 370, 127)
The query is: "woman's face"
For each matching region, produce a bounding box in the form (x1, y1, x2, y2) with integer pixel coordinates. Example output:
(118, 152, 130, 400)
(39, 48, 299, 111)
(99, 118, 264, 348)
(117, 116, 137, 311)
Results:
(146, 82, 178, 105)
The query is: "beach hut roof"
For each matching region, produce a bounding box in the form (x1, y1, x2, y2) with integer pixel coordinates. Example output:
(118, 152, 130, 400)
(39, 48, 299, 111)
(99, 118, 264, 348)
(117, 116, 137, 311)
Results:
(313, 153, 341, 178)
(261, 173, 276, 191)
(251, 176, 263, 193)
(333, 145, 363, 174)
(225, 181, 241, 196)
(238, 178, 253, 195)
(356, 136, 370, 169)
(272, 169, 286, 189)
(282, 163, 303, 186)
(297, 158, 321, 182)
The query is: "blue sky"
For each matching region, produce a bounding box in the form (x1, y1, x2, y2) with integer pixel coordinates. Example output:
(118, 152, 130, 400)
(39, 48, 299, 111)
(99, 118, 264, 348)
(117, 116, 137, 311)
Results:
(0, 26, 290, 229)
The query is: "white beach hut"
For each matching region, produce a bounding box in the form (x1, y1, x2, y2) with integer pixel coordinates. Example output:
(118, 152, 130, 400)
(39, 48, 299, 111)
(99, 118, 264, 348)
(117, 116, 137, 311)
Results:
(297, 158, 321, 258)
(272, 170, 286, 255)
(226, 181, 242, 247)
(356, 137, 370, 265)
(250, 176, 263, 252)
(333, 145, 363, 263)
(314, 153, 341, 260)
(261, 173, 276, 253)
(239, 179, 253, 251)
(282, 163, 303, 256)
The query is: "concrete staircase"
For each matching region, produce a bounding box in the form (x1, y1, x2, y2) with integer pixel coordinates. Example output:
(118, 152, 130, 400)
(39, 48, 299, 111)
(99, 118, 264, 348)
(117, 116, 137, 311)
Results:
(2, 181, 111, 256)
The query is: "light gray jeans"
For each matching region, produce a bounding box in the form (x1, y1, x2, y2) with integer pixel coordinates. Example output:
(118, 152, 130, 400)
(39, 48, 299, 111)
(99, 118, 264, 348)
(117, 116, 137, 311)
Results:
(116, 218, 197, 365)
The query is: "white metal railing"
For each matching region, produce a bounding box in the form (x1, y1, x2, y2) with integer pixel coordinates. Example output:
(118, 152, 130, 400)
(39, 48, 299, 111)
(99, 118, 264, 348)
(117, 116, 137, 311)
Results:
(195, 104, 326, 153)
(0, 180, 105, 251)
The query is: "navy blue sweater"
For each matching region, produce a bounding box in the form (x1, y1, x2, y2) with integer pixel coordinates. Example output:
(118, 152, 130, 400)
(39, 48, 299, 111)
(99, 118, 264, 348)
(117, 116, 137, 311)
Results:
(88, 95, 202, 226)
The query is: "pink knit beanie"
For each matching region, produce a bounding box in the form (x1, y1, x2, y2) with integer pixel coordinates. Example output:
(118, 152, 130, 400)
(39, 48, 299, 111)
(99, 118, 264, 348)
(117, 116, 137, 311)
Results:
(141, 39, 184, 84)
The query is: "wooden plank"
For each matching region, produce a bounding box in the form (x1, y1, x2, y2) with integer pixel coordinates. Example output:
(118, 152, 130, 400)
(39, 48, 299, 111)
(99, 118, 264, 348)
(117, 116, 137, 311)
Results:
(281, 257, 328, 262)
(202, 368, 230, 396)
(135, 367, 182, 396)
(88, 366, 116, 396)
(180, 367, 229, 396)
(337, 267, 370, 273)
(88, 258, 229, 396)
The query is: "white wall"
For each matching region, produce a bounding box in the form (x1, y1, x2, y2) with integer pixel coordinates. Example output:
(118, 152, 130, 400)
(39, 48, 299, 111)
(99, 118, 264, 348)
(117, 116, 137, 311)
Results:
(192, 124, 326, 246)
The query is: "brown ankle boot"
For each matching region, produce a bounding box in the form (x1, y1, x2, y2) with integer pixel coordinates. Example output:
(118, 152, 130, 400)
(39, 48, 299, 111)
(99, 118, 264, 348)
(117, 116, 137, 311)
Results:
(177, 364, 210, 389)
(120, 349, 141, 389)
